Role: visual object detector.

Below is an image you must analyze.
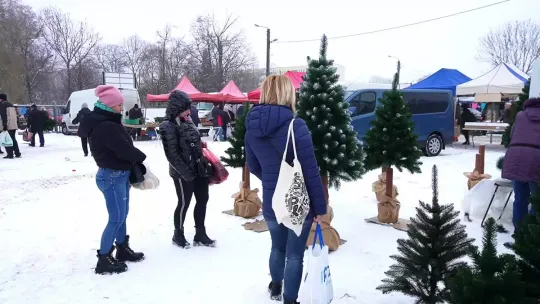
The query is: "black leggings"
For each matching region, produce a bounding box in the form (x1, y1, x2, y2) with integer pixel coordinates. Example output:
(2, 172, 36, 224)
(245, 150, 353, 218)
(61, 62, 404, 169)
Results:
(81, 137, 88, 155)
(173, 176, 210, 229)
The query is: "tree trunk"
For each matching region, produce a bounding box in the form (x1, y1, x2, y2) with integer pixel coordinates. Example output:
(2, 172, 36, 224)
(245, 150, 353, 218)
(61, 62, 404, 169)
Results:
(385, 167, 394, 197)
(242, 163, 251, 189)
(321, 174, 329, 204)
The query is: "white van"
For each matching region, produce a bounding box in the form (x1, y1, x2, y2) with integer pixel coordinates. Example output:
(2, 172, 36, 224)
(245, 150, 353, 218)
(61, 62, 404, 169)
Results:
(61, 87, 140, 135)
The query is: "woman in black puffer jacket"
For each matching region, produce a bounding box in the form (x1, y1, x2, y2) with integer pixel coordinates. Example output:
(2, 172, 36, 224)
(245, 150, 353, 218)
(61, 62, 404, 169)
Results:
(159, 90, 215, 248)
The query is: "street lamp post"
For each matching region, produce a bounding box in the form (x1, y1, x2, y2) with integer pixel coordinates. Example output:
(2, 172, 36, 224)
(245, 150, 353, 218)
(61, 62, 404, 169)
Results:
(255, 24, 277, 77)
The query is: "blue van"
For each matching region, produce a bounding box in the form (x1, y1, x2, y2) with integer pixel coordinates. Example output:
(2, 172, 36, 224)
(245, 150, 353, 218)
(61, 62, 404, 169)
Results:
(345, 89, 454, 157)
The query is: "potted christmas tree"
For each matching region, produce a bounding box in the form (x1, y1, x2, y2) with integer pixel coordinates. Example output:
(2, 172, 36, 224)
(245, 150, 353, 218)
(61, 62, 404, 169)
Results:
(296, 34, 364, 250)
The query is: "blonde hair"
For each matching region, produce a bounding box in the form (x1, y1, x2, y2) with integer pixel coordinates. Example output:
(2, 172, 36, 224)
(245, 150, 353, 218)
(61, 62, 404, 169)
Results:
(260, 75, 296, 112)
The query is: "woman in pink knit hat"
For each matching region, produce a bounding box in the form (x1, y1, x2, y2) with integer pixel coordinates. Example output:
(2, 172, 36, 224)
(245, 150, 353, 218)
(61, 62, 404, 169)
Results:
(79, 85, 147, 275)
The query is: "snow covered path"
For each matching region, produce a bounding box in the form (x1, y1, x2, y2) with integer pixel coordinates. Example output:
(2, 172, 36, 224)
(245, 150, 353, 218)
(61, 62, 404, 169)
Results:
(0, 133, 514, 304)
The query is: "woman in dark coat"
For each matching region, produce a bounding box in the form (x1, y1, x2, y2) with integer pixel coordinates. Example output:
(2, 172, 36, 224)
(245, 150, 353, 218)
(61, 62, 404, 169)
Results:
(245, 75, 326, 304)
(72, 103, 92, 156)
(502, 98, 540, 234)
(159, 90, 215, 249)
(79, 85, 147, 275)
(459, 102, 477, 145)
(27, 104, 47, 147)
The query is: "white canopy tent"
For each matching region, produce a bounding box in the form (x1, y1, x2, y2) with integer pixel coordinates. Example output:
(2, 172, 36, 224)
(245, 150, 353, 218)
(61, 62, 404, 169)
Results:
(456, 63, 529, 96)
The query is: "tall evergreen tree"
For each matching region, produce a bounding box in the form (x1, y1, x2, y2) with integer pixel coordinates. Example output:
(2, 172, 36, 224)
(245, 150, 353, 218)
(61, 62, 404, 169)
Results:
(449, 217, 525, 304)
(512, 191, 540, 301)
(221, 102, 251, 185)
(377, 165, 473, 303)
(296, 35, 364, 189)
(363, 72, 422, 180)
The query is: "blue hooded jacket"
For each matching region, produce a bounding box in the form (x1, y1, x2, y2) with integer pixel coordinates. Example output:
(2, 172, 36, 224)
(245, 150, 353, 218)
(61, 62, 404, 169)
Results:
(245, 104, 327, 219)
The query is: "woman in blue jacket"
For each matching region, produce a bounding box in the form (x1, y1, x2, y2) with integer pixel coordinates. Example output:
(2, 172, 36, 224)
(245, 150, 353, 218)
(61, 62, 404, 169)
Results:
(245, 75, 327, 304)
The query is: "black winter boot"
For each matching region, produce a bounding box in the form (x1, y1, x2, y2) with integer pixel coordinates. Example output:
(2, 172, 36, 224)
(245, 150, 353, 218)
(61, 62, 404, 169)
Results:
(268, 281, 282, 301)
(283, 301, 300, 304)
(95, 248, 127, 275)
(115, 235, 145, 263)
(172, 228, 191, 248)
(193, 227, 216, 247)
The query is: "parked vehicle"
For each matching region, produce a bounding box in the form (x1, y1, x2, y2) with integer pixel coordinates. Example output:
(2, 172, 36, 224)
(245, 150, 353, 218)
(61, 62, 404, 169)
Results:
(345, 89, 454, 157)
(61, 88, 140, 135)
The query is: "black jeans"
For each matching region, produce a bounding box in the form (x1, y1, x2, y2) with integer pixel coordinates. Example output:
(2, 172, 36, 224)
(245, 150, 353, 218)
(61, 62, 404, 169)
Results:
(172, 176, 210, 229)
(5, 129, 20, 157)
(30, 130, 44, 146)
(81, 137, 88, 155)
(221, 125, 228, 141)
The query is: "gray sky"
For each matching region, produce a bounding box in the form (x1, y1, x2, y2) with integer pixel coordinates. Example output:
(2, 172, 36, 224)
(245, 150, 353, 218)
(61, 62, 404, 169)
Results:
(24, 0, 540, 84)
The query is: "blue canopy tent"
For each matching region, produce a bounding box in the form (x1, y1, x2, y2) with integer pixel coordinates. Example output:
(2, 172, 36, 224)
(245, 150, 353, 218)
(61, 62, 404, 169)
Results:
(406, 68, 471, 95)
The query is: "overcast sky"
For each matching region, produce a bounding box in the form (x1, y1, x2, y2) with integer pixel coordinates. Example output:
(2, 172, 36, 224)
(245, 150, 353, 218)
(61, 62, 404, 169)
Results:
(23, 0, 540, 84)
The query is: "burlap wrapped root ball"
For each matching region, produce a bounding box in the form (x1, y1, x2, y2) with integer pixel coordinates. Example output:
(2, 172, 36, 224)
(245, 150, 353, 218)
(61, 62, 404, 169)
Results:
(463, 171, 492, 190)
(377, 194, 400, 224)
(373, 173, 398, 202)
(233, 188, 262, 218)
(306, 205, 341, 251)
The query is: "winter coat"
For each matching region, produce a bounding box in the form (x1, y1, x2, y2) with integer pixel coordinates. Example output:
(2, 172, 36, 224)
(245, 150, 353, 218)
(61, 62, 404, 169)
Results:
(72, 107, 91, 137)
(190, 105, 200, 126)
(159, 90, 211, 181)
(459, 107, 477, 128)
(27, 108, 47, 133)
(244, 104, 327, 219)
(128, 107, 143, 121)
(502, 98, 540, 183)
(211, 107, 223, 127)
(0, 101, 18, 131)
(79, 107, 146, 171)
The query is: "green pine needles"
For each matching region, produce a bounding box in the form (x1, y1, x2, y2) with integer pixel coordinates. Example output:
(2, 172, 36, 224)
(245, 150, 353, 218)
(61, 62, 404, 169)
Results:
(449, 217, 525, 304)
(363, 72, 422, 174)
(512, 190, 540, 301)
(296, 34, 364, 188)
(377, 165, 473, 303)
(501, 80, 530, 148)
(221, 102, 249, 168)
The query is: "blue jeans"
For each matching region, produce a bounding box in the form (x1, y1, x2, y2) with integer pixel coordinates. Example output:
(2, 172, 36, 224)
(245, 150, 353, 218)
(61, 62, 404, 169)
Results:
(265, 216, 314, 303)
(96, 168, 131, 254)
(512, 180, 539, 231)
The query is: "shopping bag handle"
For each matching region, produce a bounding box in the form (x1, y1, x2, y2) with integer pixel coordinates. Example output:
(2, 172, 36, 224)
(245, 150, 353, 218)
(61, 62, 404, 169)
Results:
(311, 223, 325, 249)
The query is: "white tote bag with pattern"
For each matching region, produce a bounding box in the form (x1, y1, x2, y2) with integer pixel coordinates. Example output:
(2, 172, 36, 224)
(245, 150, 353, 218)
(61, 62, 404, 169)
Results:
(272, 118, 310, 236)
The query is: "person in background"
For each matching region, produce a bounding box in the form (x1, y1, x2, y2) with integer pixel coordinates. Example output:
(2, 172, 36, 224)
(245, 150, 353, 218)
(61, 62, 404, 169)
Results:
(128, 104, 143, 141)
(72, 103, 91, 156)
(500, 102, 512, 123)
(0, 93, 21, 159)
(236, 104, 245, 118)
(27, 104, 47, 147)
(78, 85, 147, 275)
(502, 97, 540, 240)
(219, 104, 230, 141)
(211, 103, 223, 139)
(159, 90, 215, 249)
(459, 102, 476, 145)
(245, 75, 326, 304)
(190, 102, 200, 127)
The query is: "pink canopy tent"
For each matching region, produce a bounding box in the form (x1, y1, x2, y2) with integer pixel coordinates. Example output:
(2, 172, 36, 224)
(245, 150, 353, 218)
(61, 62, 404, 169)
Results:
(213, 80, 256, 104)
(146, 77, 215, 102)
(247, 71, 306, 101)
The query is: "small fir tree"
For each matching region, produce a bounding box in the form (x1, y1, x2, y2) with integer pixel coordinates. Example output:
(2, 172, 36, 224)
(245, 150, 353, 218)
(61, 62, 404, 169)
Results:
(221, 102, 249, 168)
(363, 72, 422, 177)
(221, 103, 252, 188)
(377, 165, 474, 303)
(449, 217, 525, 304)
(296, 35, 364, 189)
(501, 80, 530, 148)
(512, 191, 540, 301)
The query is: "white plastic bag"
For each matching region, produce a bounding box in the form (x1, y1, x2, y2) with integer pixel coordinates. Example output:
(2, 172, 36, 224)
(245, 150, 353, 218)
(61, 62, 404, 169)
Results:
(272, 119, 310, 236)
(298, 223, 334, 304)
(0, 131, 13, 147)
(132, 163, 160, 190)
(227, 124, 233, 138)
(462, 178, 514, 223)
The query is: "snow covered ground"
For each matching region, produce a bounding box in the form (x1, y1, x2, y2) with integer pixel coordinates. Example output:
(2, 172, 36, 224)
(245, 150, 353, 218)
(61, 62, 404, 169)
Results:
(0, 133, 515, 304)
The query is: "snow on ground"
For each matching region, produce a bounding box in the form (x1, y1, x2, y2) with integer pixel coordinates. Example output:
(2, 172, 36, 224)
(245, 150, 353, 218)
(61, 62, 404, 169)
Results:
(0, 133, 514, 304)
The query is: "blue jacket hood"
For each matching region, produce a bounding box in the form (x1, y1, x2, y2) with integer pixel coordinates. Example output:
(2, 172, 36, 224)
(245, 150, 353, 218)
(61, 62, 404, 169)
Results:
(245, 104, 294, 138)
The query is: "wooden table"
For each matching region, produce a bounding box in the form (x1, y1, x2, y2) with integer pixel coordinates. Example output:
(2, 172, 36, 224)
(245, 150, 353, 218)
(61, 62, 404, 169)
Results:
(463, 122, 509, 145)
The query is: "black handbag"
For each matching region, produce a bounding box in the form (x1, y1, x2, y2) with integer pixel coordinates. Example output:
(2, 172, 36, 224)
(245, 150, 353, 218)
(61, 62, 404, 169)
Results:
(130, 163, 147, 184)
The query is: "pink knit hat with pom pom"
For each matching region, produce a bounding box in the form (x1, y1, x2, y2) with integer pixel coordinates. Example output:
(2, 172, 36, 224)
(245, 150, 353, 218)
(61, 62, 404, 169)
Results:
(95, 85, 124, 108)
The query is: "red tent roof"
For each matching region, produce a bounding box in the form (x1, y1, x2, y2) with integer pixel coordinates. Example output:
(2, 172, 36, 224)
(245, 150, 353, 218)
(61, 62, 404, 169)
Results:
(146, 76, 214, 102)
(216, 80, 249, 103)
(247, 71, 306, 101)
